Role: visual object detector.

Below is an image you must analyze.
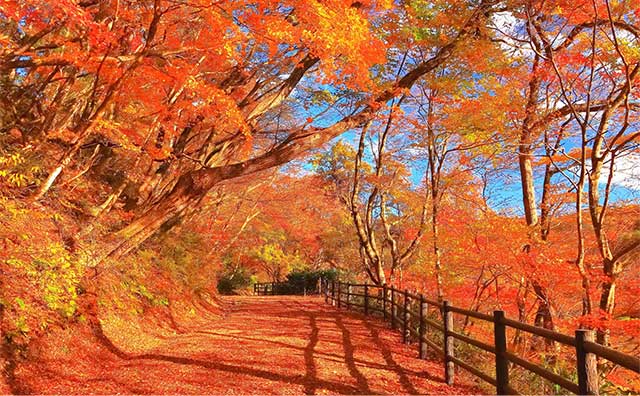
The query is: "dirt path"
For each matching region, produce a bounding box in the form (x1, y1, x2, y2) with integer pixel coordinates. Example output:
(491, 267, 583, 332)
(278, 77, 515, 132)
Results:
(22, 296, 479, 394)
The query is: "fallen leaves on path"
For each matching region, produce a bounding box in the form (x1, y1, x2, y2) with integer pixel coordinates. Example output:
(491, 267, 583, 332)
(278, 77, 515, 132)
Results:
(19, 296, 480, 394)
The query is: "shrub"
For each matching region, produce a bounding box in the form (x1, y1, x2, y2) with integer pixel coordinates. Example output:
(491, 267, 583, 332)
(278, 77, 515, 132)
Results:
(285, 268, 338, 294)
(217, 265, 254, 295)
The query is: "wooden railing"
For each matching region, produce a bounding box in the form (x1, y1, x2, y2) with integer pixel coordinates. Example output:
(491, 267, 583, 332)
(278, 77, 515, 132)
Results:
(319, 280, 639, 395)
(253, 280, 321, 296)
(254, 281, 283, 296)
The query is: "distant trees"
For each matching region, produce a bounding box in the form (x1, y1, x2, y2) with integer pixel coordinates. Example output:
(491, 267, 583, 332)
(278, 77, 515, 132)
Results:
(199, 173, 354, 284)
(314, 110, 430, 286)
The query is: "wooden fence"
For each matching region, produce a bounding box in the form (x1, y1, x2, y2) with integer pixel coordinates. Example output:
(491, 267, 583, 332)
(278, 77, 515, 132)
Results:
(318, 280, 639, 395)
(253, 280, 321, 296)
(254, 281, 282, 296)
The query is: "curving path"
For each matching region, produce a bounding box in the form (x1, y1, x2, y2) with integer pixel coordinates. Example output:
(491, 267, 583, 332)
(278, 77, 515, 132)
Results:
(21, 296, 478, 394)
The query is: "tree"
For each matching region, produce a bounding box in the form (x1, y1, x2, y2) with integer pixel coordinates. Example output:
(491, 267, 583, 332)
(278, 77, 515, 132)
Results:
(86, 0, 501, 262)
(520, 0, 640, 344)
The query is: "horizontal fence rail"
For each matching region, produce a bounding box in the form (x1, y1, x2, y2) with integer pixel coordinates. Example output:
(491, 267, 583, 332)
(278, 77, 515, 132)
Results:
(313, 279, 640, 396)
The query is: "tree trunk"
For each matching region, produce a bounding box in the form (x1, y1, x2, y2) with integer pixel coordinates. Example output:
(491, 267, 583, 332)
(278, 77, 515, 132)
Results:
(376, 262, 386, 286)
(519, 55, 541, 228)
(518, 151, 538, 227)
(432, 207, 444, 302)
(518, 54, 559, 340)
(597, 258, 621, 346)
(588, 146, 614, 345)
(33, 133, 89, 200)
(532, 282, 553, 330)
(100, 169, 218, 261)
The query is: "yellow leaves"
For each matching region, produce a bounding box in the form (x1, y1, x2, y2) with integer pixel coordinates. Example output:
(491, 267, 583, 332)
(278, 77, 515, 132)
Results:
(0, 151, 43, 190)
(223, 41, 237, 59)
(184, 75, 200, 90)
(5, 173, 28, 187)
(311, 139, 359, 178)
(285, 0, 386, 88)
(6, 241, 81, 321)
(0, 32, 13, 53)
(0, 152, 26, 166)
(95, 118, 122, 133)
(95, 119, 143, 152)
(263, 16, 297, 43)
(378, 0, 394, 10)
(618, 37, 640, 63)
(189, 83, 250, 138)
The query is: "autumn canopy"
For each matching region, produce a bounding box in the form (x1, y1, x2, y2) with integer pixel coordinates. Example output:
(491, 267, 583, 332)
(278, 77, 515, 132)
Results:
(0, 0, 639, 393)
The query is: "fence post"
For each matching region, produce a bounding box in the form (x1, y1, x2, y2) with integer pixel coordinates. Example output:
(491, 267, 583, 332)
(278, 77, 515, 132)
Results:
(442, 300, 454, 385)
(323, 278, 328, 303)
(331, 280, 336, 306)
(364, 282, 369, 315)
(325, 279, 330, 302)
(337, 282, 342, 308)
(383, 284, 388, 321)
(576, 329, 599, 395)
(419, 294, 427, 359)
(403, 290, 410, 343)
(391, 288, 397, 329)
(347, 283, 352, 309)
(493, 310, 509, 395)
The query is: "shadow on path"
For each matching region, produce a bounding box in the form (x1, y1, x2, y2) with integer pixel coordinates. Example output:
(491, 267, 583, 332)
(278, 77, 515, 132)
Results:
(92, 322, 361, 394)
(335, 315, 373, 394)
(304, 313, 319, 395)
(363, 318, 420, 395)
